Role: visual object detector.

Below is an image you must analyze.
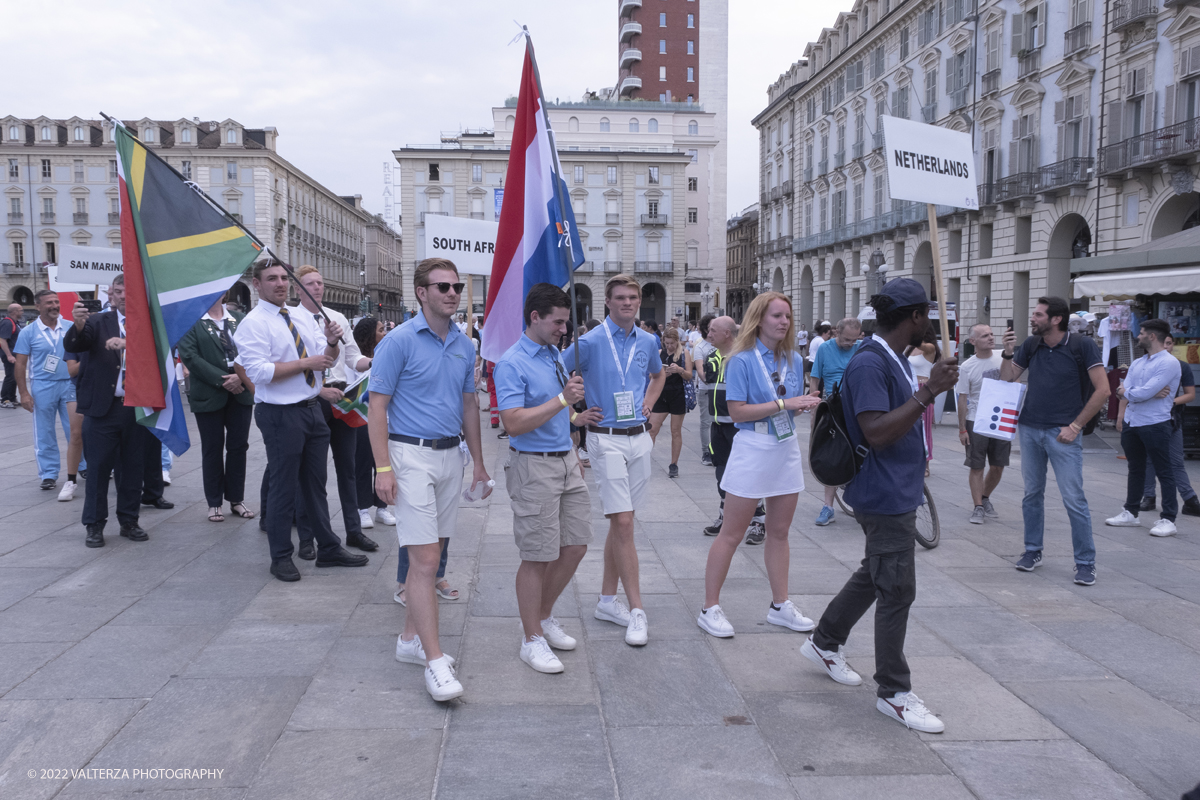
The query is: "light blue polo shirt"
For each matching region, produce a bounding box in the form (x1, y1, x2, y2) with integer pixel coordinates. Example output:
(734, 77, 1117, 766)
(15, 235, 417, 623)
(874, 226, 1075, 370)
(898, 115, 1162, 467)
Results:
(725, 340, 805, 436)
(369, 310, 475, 439)
(813, 340, 860, 390)
(494, 334, 571, 452)
(14, 317, 72, 382)
(562, 316, 662, 428)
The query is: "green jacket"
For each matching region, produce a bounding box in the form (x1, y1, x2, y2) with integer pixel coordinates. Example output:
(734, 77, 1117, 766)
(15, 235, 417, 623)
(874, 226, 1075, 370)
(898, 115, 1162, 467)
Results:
(177, 311, 253, 413)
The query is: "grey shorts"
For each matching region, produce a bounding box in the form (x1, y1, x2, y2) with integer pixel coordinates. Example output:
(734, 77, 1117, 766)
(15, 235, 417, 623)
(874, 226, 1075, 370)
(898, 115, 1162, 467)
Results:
(964, 420, 1012, 470)
(505, 450, 593, 562)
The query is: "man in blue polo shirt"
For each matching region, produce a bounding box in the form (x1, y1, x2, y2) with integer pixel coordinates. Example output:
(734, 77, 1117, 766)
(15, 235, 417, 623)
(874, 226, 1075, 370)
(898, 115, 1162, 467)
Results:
(809, 316, 862, 526)
(495, 284, 603, 674)
(14, 289, 80, 495)
(802, 279, 958, 735)
(369, 257, 490, 702)
(562, 273, 665, 647)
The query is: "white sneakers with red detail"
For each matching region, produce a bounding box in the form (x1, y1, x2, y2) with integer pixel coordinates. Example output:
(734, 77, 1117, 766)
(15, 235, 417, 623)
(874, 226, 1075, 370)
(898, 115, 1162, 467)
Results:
(800, 637, 862, 686)
(876, 691, 945, 733)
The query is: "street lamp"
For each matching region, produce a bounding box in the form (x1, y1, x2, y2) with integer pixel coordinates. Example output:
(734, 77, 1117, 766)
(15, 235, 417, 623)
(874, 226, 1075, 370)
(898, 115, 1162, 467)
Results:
(700, 282, 713, 314)
(868, 248, 887, 298)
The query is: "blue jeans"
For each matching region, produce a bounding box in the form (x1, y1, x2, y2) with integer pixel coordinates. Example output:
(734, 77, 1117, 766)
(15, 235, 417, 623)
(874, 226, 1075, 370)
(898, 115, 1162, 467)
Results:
(397, 538, 448, 583)
(1019, 425, 1096, 566)
(31, 379, 76, 480)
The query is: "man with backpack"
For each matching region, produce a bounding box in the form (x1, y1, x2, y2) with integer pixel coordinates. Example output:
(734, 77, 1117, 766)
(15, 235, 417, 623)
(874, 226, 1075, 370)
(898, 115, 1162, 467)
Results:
(1000, 296, 1110, 586)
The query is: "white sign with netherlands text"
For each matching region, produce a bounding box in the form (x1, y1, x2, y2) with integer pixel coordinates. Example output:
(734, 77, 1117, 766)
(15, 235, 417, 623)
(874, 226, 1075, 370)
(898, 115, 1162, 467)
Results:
(882, 116, 979, 210)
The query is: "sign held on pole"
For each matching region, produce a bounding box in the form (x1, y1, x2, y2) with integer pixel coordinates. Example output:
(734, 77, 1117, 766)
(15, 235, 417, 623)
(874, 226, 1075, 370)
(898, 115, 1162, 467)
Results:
(424, 214, 500, 276)
(881, 116, 979, 210)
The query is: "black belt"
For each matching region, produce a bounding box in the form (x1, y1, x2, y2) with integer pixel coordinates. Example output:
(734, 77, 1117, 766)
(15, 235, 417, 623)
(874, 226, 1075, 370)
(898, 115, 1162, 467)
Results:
(323, 381, 347, 390)
(389, 433, 462, 450)
(266, 398, 318, 408)
(510, 447, 570, 458)
(588, 422, 649, 436)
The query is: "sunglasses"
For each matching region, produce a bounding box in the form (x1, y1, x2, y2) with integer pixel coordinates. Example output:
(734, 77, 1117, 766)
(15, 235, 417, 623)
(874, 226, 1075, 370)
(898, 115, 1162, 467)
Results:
(554, 359, 568, 389)
(421, 282, 465, 294)
(771, 372, 787, 397)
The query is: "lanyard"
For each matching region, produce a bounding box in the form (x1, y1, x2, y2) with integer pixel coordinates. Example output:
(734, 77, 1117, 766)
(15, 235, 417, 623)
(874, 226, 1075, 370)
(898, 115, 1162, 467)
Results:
(603, 318, 639, 390)
(752, 344, 789, 399)
(37, 322, 62, 350)
(871, 334, 918, 393)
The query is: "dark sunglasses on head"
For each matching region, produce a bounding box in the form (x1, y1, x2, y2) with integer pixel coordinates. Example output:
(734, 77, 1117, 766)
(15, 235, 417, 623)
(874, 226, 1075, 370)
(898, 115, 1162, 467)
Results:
(771, 372, 787, 397)
(421, 282, 465, 294)
(554, 360, 568, 389)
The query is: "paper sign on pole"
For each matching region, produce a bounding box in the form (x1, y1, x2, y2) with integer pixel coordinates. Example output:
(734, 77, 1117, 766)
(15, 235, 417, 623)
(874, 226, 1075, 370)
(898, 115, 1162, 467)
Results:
(881, 116, 979, 210)
(57, 244, 124, 286)
(425, 214, 500, 276)
(973, 378, 1027, 441)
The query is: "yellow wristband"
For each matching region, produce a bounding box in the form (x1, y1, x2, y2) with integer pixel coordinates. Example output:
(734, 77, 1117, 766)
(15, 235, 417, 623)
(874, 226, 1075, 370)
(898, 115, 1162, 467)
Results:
(1069, 422, 1083, 433)
(776, 398, 785, 411)
(558, 392, 569, 408)
(376, 465, 392, 473)
(570, 411, 579, 424)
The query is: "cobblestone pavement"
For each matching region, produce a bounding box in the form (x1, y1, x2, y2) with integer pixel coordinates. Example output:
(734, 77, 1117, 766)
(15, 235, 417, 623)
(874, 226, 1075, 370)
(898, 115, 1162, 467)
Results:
(1, 403, 1198, 799)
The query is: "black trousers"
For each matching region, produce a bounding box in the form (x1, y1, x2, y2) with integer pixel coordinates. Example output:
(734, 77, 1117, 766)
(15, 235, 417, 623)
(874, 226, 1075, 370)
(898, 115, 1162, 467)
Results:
(1, 355, 16, 403)
(1122, 420, 1178, 522)
(194, 399, 253, 508)
(82, 403, 143, 527)
(355, 423, 385, 510)
(255, 401, 342, 561)
(813, 510, 917, 699)
(298, 398, 361, 543)
(140, 425, 166, 503)
(709, 422, 736, 500)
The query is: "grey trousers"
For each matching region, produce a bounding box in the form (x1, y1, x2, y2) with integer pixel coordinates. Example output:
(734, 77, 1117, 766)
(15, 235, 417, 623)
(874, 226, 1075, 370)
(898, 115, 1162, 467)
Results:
(697, 388, 713, 454)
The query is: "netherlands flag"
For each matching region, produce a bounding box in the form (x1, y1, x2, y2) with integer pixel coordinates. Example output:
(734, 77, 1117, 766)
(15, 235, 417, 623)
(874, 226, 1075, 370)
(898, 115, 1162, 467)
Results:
(481, 37, 584, 363)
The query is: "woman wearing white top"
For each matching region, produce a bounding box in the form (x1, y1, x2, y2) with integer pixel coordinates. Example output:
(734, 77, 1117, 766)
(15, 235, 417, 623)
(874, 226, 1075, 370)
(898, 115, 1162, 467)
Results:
(697, 292, 821, 638)
(906, 327, 939, 475)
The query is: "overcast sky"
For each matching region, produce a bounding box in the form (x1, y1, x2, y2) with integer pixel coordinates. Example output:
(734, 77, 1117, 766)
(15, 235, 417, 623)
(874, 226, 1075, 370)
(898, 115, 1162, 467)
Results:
(8, 0, 824, 224)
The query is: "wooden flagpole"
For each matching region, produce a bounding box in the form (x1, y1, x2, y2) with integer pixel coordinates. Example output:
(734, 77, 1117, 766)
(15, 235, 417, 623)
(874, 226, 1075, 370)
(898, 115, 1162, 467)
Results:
(926, 203, 952, 357)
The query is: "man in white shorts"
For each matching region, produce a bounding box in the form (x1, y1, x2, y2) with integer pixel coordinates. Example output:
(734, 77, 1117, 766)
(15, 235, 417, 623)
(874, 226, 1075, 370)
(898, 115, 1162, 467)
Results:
(369, 257, 492, 701)
(563, 274, 665, 646)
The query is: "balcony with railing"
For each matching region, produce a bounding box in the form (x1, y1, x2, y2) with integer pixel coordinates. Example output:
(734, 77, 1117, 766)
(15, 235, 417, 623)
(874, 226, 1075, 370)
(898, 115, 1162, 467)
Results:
(994, 172, 1036, 203)
(634, 261, 673, 273)
(419, 211, 449, 223)
(619, 0, 641, 16)
(791, 200, 965, 253)
(606, 212, 620, 225)
(782, 179, 793, 196)
(982, 69, 1001, 95)
(575, 261, 596, 273)
(2, 262, 30, 275)
(1064, 22, 1091, 55)
(603, 260, 623, 272)
(40, 212, 55, 224)
(470, 211, 484, 219)
(7, 213, 22, 225)
(873, 131, 885, 150)
(620, 48, 642, 69)
(818, 159, 828, 175)
(804, 166, 814, 182)
(640, 214, 668, 226)
(1100, 118, 1200, 174)
(620, 75, 642, 96)
(1112, 0, 1157, 31)
(949, 87, 970, 111)
(109, 211, 121, 225)
(852, 141, 864, 159)
(760, 192, 770, 206)
(620, 21, 641, 42)
(573, 212, 586, 224)
(920, 103, 937, 123)
(73, 212, 88, 225)
(834, 150, 846, 168)
(1017, 49, 1040, 79)
(770, 186, 782, 201)
(978, 182, 996, 206)
(1036, 157, 1094, 191)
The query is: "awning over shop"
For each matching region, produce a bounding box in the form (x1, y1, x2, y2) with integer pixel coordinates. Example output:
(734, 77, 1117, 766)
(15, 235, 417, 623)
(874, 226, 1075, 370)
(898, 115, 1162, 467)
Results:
(1072, 266, 1200, 300)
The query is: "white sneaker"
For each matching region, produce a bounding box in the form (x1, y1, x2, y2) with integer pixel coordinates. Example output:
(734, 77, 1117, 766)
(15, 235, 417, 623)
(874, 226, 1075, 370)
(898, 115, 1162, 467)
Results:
(877, 691, 945, 733)
(162, 470, 171, 486)
(625, 608, 648, 646)
(594, 597, 632, 627)
(57, 480, 77, 502)
(395, 634, 454, 667)
(424, 655, 464, 701)
(358, 508, 375, 529)
(1150, 518, 1178, 537)
(766, 599, 816, 632)
(376, 506, 397, 526)
(577, 448, 590, 464)
(1105, 509, 1141, 527)
(520, 635, 564, 673)
(800, 637, 863, 686)
(697, 604, 735, 638)
(540, 616, 577, 650)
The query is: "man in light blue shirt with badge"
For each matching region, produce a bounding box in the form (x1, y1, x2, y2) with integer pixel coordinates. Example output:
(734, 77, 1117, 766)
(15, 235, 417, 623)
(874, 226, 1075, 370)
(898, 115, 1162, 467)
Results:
(562, 273, 665, 647)
(496, 283, 603, 674)
(15, 289, 83, 496)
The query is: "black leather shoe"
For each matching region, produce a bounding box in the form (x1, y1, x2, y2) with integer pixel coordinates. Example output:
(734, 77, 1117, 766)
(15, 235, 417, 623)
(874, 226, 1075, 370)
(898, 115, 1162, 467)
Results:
(315, 546, 369, 568)
(78, 469, 87, 480)
(142, 497, 175, 509)
(85, 524, 105, 548)
(270, 557, 301, 582)
(1184, 497, 1200, 517)
(297, 540, 316, 560)
(119, 525, 149, 542)
(345, 532, 379, 552)
(1139, 496, 1156, 512)
(40, 478, 56, 490)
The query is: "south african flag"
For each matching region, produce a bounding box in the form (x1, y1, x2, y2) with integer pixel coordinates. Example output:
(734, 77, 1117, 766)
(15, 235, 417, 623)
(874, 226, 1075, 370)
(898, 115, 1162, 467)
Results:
(332, 373, 370, 428)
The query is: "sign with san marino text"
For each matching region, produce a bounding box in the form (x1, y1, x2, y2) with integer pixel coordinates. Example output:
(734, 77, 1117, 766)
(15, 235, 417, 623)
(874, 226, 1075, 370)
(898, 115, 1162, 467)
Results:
(882, 116, 979, 211)
(425, 214, 500, 276)
(57, 244, 124, 286)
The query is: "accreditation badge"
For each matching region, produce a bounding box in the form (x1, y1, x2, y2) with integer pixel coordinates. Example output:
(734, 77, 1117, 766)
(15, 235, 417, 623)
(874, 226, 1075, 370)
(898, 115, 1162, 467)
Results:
(42, 355, 60, 374)
(613, 391, 636, 422)
(770, 410, 795, 441)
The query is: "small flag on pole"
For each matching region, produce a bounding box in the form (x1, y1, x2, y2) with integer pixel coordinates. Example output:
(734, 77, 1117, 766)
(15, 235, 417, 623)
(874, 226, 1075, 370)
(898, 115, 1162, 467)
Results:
(331, 373, 370, 428)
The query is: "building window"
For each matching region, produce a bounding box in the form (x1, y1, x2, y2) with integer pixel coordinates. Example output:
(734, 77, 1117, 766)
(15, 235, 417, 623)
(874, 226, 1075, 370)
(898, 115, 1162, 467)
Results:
(1124, 193, 1139, 226)
(608, 166, 618, 184)
(648, 200, 659, 217)
(181, 160, 192, 180)
(181, 128, 191, 144)
(7, 125, 17, 140)
(41, 159, 51, 180)
(41, 126, 51, 141)
(688, 177, 698, 191)
(687, 67, 694, 82)
(227, 197, 240, 216)
(10, 198, 19, 214)
(688, 40, 695, 55)
(659, 66, 667, 82)
(73, 126, 83, 142)
(574, 165, 584, 183)
(688, 120, 699, 135)
(45, 242, 56, 264)
(660, 93, 667, 101)
(43, 197, 54, 215)
(688, 208, 698, 223)
(429, 163, 440, 181)
(599, 117, 610, 132)
(74, 159, 84, 183)
(227, 162, 238, 182)
(687, 13, 695, 28)
(75, 197, 86, 214)
(687, 94, 694, 103)
(687, 149, 698, 163)
(7, 158, 18, 180)
(146, 127, 157, 143)
(13, 242, 24, 264)
(630, 118, 640, 132)
(659, 12, 666, 26)
(648, 118, 659, 133)
(900, 26, 910, 59)
(472, 163, 482, 182)
(109, 160, 117, 182)
(660, 39, 667, 54)
(568, 116, 579, 132)
(226, 129, 237, 144)
(648, 166, 659, 184)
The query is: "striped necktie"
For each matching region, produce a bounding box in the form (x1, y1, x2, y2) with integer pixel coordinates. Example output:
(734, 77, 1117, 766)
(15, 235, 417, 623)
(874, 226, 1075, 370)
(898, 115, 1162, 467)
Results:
(278, 307, 315, 387)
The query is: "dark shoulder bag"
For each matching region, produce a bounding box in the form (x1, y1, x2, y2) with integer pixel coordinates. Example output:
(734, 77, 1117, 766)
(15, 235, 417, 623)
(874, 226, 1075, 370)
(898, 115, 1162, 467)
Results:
(808, 380, 869, 487)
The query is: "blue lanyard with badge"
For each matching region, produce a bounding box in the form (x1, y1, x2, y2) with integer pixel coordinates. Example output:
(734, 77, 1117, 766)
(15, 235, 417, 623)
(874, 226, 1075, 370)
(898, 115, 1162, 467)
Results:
(871, 334, 929, 458)
(39, 323, 62, 374)
(753, 347, 795, 440)
(604, 319, 640, 422)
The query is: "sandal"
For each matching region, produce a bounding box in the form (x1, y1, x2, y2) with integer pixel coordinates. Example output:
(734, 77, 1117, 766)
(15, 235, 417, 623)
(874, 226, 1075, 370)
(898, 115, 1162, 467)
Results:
(393, 586, 406, 607)
(208, 507, 225, 522)
(435, 580, 460, 601)
(230, 502, 256, 519)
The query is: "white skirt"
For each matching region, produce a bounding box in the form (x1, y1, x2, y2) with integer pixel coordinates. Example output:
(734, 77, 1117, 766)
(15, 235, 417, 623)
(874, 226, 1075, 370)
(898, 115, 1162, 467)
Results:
(719, 429, 806, 498)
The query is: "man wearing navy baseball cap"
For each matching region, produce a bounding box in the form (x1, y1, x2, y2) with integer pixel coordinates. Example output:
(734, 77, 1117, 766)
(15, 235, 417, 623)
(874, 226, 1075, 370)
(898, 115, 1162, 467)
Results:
(800, 278, 959, 734)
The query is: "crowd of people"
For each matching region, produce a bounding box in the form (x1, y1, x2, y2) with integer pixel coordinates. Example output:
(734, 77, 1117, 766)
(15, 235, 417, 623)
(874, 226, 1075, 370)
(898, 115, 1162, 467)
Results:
(6, 255, 1193, 726)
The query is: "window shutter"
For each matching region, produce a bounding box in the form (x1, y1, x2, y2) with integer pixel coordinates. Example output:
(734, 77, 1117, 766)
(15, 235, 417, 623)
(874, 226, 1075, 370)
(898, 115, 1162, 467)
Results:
(1183, 49, 1191, 79)
(1056, 124, 1065, 160)
(946, 57, 956, 93)
(1036, 3, 1047, 47)
(1136, 68, 1147, 96)
(1190, 45, 1200, 76)
(1166, 84, 1176, 127)
(1054, 100, 1065, 123)
(1145, 89, 1157, 133)
(1009, 140, 1020, 176)
(1080, 115, 1092, 157)
(1011, 13, 1025, 55)
(967, 45, 976, 81)
(987, 30, 1000, 71)
(1107, 101, 1123, 142)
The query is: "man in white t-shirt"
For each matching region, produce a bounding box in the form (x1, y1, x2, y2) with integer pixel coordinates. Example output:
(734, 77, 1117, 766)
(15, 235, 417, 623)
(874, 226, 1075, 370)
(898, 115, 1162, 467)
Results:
(805, 322, 832, 377)
(955, 323, 1009, 525)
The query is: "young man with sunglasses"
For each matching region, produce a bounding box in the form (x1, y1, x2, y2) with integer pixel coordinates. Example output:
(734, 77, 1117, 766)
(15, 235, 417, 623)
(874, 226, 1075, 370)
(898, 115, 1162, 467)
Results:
(563, 274, 665, 646)
(369, 258, 490, 701)
(494, 284, 603, 673)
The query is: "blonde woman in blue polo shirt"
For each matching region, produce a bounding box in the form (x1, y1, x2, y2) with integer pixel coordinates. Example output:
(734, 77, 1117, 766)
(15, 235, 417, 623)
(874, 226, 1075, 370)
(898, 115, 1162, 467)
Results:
(698, 292, 821, 638)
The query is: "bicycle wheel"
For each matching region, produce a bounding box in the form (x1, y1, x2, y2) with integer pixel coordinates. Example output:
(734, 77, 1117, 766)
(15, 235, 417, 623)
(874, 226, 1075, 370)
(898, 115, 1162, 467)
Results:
(834, 487, 854, 516)
(915, 483, 940, 549)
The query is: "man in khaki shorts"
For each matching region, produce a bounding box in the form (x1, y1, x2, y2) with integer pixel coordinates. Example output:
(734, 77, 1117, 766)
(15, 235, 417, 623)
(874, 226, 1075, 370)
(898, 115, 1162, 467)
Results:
(369, 258, 492, 702)
(495, 284, 603, 673)
(563, 274, 665, 646)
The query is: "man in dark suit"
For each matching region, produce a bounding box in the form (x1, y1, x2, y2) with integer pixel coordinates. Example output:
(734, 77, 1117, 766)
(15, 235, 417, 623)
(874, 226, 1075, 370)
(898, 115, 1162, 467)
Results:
(64, 275, 148, 548)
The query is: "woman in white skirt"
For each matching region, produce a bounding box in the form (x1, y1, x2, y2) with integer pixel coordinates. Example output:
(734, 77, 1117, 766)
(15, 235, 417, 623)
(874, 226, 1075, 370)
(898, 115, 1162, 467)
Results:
(697, 292, 821, 638)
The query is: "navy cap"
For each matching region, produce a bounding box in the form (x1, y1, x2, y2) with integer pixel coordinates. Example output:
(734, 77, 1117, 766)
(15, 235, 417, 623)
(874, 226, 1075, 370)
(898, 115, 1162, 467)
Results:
(876, 278, 928, 309)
